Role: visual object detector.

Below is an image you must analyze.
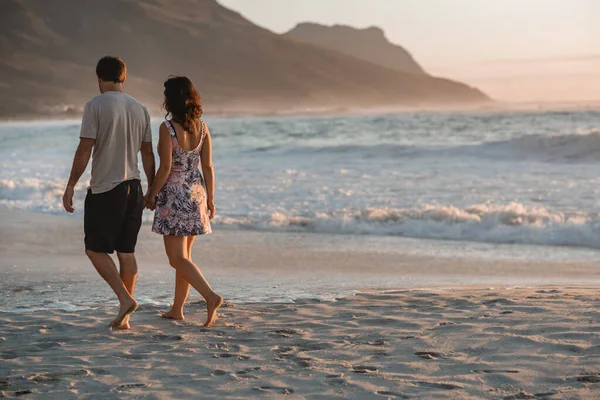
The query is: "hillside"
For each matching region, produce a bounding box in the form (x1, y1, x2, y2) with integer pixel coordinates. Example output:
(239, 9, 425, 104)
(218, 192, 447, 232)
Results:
(0, 0, 489, 118)
(286, 23, 426, 75)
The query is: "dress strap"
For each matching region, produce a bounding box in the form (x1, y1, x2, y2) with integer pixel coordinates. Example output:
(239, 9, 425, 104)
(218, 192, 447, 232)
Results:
(165, 120, 177, 138)
(200, 119, 210, 142)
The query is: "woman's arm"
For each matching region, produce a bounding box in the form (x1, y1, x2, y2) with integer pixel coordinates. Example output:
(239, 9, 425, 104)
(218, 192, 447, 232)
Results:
(200, 124, 216, 219)
(145, 123, 172, 209)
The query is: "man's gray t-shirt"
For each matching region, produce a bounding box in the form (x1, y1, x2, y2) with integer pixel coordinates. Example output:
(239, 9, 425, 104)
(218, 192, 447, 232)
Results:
(80, 91, 152, 194)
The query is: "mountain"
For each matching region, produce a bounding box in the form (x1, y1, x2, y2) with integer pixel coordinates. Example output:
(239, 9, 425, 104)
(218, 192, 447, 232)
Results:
(286, 23, 426, 75)
(0, 0, 489, 118)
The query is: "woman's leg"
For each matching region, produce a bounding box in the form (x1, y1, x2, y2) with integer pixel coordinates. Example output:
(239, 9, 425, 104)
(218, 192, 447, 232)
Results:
(162, 237, 194, 320)
(164, 236, 223, 327)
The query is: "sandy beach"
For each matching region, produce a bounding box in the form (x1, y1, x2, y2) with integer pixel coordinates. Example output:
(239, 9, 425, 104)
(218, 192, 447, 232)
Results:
(1, 211, 599, 398)
(0, 287, 599, 399)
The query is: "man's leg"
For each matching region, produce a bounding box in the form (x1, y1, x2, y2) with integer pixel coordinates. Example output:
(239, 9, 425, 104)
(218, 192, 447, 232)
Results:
(117, 252, 138, 295)
(116, 252, 138, 329)
(113, 180, 145, 329)
(85, 249, 138, 327)
(85, 182, 138, 328)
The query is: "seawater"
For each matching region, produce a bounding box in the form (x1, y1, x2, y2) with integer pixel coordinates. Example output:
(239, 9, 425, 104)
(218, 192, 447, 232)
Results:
(1, 109, 600, 248)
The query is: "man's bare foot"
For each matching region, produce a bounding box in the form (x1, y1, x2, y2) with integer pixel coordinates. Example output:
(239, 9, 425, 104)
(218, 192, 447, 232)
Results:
(161, 310, 185, 321)
(204, 294, 223, 327)
(110, 299, 138, 329)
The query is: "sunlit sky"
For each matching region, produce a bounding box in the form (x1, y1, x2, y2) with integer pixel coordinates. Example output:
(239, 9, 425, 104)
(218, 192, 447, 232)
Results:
(219, 0, 600, 102)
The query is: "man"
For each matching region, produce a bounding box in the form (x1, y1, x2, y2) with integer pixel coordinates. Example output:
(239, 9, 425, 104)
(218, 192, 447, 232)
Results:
(63, 56, 155, 330)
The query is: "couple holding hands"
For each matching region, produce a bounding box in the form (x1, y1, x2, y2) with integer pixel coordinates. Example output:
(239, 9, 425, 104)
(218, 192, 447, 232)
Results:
(63, 56, 222, 330)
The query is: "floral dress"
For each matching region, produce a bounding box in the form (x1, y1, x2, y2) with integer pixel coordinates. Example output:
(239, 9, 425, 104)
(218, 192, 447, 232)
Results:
(152, 120, 212, 236)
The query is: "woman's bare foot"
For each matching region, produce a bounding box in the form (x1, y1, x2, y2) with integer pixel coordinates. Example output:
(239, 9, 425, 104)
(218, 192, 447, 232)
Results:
(161, 310, 185, 321)
(110, 299, 139, 329)
(115, 320, 131, 330)
(204, 294, 223, 327)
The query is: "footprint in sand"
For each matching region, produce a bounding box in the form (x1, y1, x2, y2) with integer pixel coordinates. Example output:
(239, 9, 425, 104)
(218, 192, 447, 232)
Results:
(119, 383, 148, 388)
(270, 328, 302, 338)
(576, 375, 600, 383)
(152, 334, 183, 341)
(414, 351, 447, 360)
(211, 369, 228, 376)
(29, 369, 91, 383)
(352, 365, 379, 374)
(415, 381, 464, 390)
(472, 369, 519, 374)
(32, 341, 65, 351)
(296, 342, 331, 352)
(502, 391, 537, 400)
(254, 385, 295, 395)
(10, 389, 33, 396)
(325, 374, 346, 386)
(372, 350, 390, 358)
(236, 367, 262, 375)
(117, 353, 147, 360)
(234, 372, 259, 380)
(90, 368, 111, 376)
(294, 357, 312, 368)
(213, 352, 250, 360)
(349, 338, 387, 346)
(375, 390, 409, 399)
(533, 390, 559, 397)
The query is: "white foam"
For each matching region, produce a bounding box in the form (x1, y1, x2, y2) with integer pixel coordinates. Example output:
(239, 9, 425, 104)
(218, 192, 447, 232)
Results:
(215, 203, 600, 249)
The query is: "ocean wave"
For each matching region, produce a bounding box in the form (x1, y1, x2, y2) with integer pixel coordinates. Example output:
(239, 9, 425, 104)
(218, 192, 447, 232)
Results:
(2, 179, 598, 248)
(215, 203, 600, 249)
(260, 129, 600, 163)
(475, 129, 600, 161)
(0, 178, 87, 212)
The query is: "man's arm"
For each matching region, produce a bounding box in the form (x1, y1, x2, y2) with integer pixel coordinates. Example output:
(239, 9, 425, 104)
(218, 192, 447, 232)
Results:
(141, 141, 156, 191)
(62, 138, 94, 213)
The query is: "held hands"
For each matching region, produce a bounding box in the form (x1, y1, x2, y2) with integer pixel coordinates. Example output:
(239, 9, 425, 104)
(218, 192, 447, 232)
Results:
(144, 192, 156, 211)
(62, 185, 75, 213)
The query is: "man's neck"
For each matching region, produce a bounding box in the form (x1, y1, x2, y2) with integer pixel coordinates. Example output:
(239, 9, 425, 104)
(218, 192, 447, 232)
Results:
(100, 82, 123, 93)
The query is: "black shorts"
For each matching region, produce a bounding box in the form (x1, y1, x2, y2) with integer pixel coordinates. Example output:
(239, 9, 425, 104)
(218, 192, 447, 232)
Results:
(84, 179, 144, 254)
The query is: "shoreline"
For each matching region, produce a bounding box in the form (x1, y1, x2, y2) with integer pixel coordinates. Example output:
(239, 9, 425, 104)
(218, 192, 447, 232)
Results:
(2, 207, 600, 310)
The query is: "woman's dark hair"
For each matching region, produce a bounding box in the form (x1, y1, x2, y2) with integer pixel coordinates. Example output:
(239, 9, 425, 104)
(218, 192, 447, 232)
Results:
(163, 76, 202, 134)
(96, 56, 126, 83)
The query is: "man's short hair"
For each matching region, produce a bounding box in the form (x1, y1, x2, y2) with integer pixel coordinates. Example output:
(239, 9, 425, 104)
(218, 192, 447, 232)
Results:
(96, 56, 126, 83)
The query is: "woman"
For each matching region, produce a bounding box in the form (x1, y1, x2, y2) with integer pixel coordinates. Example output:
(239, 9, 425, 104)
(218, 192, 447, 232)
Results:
(146, 76, 223, 327)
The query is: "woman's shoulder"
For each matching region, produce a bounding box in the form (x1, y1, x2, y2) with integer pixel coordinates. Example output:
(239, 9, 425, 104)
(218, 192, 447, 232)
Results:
(198, 118, 209, 132)
(159, 120, 175, 136)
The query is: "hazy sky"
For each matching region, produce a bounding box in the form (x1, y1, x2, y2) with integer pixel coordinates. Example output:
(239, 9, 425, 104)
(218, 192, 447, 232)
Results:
(220, 0, 600, 102)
